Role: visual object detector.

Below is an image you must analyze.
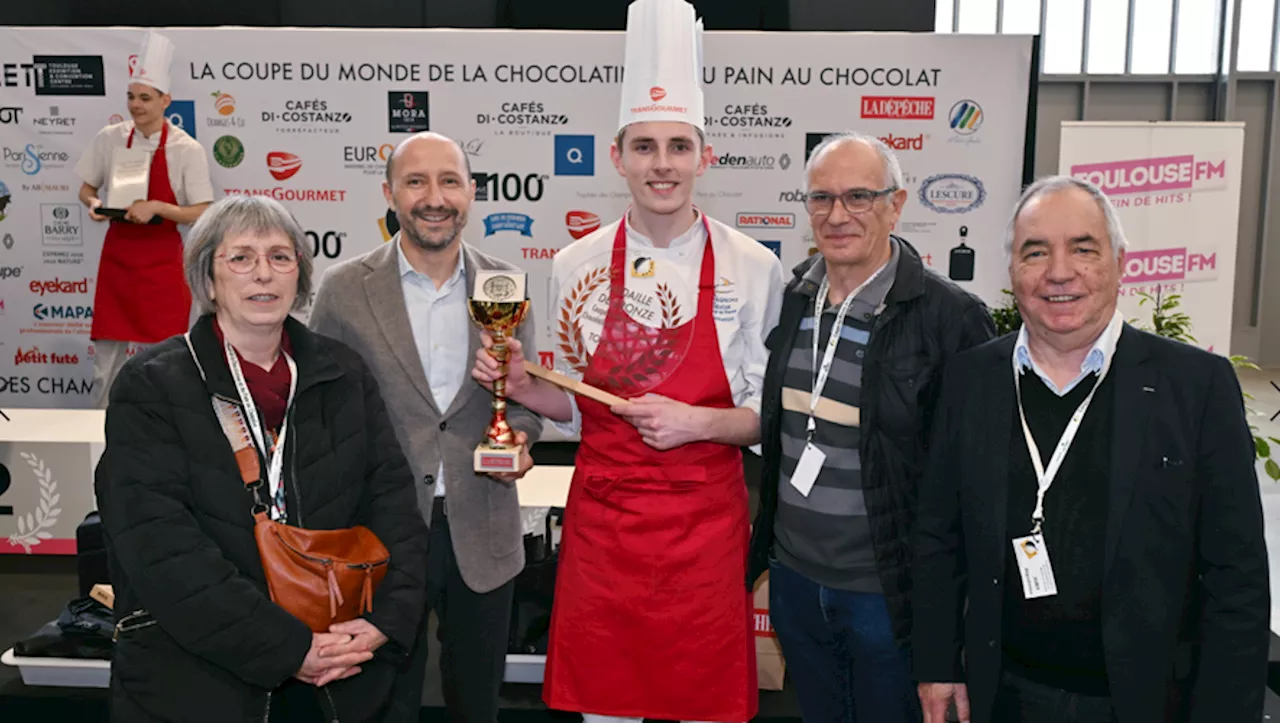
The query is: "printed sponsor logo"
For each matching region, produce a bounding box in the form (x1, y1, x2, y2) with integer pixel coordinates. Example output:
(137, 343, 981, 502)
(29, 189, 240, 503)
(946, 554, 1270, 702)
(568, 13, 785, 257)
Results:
(472, 172, 547, 203)
(166, 100, 196, 139)
(1122, 247, 1218, 284)
(41, 204, 81, 247)
(342, 144, 393, 176)
(261, 99, 352, 135)
(1069, 155, 1228, 196)
(879, 133, 925, 151)
(29, 277, 89, 295)
(554, 135, 594, 176)
(30, 105, 76, 135)
(483, 213, 535, 237)
(267, 151, 302, 181)
(918, 174, 986, 214)
(521, 247, 561, 260)
(758, 240, 782, 258)
(861, 96, 935, 120)
(1, 56, 106, 95)
(705, 103, 792, 129)
(206, 90, 246, 129)
(566, 210, 600, 239)
(735, 212, 795, 229)
(14, 347, 79, 365)
(2, 144, 69, 176)
(388, 91, 429, 133)
(949, 100, 983, 135)
(213, 135, 245, 168)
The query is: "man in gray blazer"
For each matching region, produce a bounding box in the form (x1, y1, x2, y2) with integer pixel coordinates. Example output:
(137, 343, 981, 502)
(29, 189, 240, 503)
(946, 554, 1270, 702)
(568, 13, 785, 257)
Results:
(309, 132, 542, 723)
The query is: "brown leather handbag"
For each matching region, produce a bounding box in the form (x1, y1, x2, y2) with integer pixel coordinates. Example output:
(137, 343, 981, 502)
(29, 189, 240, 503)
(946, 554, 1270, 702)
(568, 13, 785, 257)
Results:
(188, 333, 391, 633)
(230, 432, 391, 634)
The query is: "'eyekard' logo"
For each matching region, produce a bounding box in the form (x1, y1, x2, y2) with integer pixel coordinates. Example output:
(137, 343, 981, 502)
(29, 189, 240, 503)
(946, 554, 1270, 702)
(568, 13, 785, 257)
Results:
(1070, 155, 1228, 197)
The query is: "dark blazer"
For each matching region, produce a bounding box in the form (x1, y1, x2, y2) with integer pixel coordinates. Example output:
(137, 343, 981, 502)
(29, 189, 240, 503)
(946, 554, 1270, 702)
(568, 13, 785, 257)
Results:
(912, 325, 1270, 723)
(95, 314, 430, 723)
(747, 237, 996, 645)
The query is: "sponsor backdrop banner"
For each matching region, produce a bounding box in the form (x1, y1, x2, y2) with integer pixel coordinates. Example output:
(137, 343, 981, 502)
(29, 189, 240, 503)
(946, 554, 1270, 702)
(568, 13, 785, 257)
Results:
(1058, 121, 1245, 355)
(0, 27, 1033, 413)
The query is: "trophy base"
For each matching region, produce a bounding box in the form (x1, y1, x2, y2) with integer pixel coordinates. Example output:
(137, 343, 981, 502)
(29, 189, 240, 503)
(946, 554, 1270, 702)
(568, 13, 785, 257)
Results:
(475, 444, 523, 474)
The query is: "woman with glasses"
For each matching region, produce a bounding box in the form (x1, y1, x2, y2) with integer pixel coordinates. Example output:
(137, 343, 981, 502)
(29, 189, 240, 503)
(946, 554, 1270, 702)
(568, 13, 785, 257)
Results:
(94, 194, 429, 723)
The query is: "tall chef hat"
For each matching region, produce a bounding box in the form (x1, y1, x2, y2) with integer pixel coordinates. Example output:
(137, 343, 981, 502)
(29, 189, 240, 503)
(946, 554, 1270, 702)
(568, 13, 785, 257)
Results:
(617, 0, 705, 133)
(130, 31, 174, 95)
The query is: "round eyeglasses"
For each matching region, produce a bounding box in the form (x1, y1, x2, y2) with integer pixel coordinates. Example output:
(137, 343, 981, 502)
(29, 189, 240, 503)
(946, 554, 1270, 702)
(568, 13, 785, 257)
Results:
(216, 248, 299, 274)
(804, 187, 899, 216)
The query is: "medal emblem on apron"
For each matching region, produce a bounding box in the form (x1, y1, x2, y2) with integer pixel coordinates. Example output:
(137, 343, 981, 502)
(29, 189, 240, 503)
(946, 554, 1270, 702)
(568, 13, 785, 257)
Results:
(556, 222, 695, 397)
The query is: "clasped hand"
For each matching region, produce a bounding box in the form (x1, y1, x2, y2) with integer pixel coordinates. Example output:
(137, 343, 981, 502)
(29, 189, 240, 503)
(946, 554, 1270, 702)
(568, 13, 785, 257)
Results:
(295, 618, 388, 687)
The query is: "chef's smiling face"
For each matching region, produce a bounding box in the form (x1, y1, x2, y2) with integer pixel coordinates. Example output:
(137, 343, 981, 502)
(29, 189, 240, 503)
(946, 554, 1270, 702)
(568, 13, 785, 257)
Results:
(126, 82, 170, 130)
(611, 121, 711, 216)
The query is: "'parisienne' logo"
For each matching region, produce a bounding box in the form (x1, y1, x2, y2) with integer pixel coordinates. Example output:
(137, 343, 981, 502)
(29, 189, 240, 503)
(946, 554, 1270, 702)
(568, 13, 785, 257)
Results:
(1069, 155, 1228, 196)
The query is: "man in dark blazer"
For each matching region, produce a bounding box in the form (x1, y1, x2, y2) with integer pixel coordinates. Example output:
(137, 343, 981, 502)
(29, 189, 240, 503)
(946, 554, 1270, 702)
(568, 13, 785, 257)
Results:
(912, 175, 1269, 723)
(309, 132, 542, 723)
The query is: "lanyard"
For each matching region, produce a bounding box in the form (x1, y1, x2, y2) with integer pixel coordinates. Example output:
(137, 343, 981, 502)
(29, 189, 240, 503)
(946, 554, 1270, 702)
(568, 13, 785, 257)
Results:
(1013, 351, 1114, 536)
(807, 264, 886, 438)
(224, 340, 298, 505)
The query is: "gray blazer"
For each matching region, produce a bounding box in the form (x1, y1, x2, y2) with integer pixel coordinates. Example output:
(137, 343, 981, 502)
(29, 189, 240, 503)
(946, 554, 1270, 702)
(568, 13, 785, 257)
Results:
(309, 237, 542, 594)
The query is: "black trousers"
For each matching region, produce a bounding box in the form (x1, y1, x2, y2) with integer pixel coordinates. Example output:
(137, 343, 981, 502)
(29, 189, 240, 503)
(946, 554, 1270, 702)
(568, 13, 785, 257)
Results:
(384, 497, 516, 723)
(992, 670, 1117, 723)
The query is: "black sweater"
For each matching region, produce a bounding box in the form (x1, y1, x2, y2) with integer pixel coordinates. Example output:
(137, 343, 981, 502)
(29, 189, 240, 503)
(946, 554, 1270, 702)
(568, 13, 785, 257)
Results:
(1002, 368, 1115, 696)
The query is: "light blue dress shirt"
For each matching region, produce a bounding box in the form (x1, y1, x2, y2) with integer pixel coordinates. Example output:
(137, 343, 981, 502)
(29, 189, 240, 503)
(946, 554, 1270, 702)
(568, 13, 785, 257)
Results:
(397, 240, 470, 497)
(1013, 309, 1124, 396)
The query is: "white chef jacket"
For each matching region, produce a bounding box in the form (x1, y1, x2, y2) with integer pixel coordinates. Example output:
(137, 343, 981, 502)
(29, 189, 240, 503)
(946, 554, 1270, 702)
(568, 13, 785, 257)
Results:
(74, 120, 215, 209)
(548, 211, 785, 437)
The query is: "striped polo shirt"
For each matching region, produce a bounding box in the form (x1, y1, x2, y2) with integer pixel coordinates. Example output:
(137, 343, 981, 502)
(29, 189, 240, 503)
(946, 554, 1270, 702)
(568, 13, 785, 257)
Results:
(772, 240, 899, 592)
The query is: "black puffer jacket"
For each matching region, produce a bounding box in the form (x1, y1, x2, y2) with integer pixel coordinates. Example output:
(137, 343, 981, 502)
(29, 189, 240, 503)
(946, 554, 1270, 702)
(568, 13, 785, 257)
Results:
(747, 238, 996, 646)
(95, 314, 429, 723)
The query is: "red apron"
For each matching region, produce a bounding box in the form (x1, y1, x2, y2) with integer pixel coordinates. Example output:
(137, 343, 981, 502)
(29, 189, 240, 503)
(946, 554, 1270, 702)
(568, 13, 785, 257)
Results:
(543, 215, 758, 722)
(90, 121, 192, 343)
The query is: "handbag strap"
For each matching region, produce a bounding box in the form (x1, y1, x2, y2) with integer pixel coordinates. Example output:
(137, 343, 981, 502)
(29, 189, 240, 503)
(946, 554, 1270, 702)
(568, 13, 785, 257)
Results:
(184, 333, 268, 497)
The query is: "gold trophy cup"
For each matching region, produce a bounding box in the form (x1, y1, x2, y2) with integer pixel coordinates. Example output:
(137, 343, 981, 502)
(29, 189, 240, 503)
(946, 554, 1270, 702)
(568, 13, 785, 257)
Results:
(468, 271, 531, 474)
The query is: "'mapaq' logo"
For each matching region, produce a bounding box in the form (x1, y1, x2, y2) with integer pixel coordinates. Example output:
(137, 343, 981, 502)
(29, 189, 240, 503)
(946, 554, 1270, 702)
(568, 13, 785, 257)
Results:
(388, 91, 429, 133)
(33, 303, 91, 320)
(267, 152, 302, 181)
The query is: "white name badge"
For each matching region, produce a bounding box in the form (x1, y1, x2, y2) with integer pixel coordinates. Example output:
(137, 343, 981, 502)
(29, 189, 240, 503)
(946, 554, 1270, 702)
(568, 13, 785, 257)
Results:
(789, 442, 825, 497)
(1011, 534, 1058, 599)
(104, 146, 152, 211)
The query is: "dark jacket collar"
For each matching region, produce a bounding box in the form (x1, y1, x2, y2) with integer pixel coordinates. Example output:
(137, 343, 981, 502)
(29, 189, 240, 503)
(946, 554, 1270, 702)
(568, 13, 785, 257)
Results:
(187, 313, 343, 402)
(788, 234, 927, 306)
